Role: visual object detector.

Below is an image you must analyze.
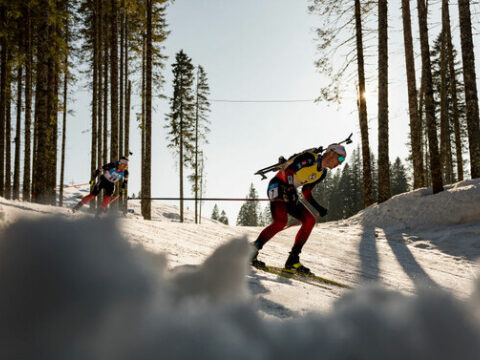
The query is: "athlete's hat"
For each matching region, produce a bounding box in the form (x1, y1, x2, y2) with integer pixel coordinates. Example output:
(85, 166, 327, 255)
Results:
(326, 144, 347, 157)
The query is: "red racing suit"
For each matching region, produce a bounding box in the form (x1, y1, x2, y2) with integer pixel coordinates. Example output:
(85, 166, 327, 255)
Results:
(255, 151, 328, 254)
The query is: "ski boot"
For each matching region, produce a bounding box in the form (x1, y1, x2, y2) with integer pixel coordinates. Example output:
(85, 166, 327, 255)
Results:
(71, 202, 83, 213)
(251, 242, 266, 268)
(284, 252, 312, 275)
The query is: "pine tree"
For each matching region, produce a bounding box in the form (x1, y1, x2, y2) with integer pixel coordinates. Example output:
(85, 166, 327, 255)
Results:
(377, 0, 390, 204)
(218, 210, 229, 225)
(23, 1, 33, 201)
(417, 0, 443, 194)
(457, 0, 480, 178)
(236, 184, 260, 226)
(390, 157, 410, 196)
(430, 32, 467, 184)
(165, 50, 195, 223)
(326, 170, 342, 220)
(354, 0, 373, 208)
(401, 0, 424, 189)
(211, 204, 219, 221)
(192, 65, 210, 224)
(261, 205, 272, 226)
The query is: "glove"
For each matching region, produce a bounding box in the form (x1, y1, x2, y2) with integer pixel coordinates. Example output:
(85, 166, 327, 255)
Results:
(317, 206, 328, 217)
(89, 179, 95, 187)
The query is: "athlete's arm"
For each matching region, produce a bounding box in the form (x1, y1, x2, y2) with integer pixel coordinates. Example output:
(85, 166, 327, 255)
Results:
(92, 162, 116, 179)
(301, 181, 328, 217)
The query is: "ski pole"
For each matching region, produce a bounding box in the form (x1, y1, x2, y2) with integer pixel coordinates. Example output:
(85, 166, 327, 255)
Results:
(110, 194, 121, 204)
(53, 183, 90, 191)
(283, 210, 320, 230)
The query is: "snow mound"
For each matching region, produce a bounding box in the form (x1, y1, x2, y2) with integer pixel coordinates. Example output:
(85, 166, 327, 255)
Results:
(348, 179, 480, 231)
(2, 215, 480, 359)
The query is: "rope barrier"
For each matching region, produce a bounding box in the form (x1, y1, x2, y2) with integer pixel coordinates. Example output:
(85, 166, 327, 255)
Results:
(54, 183, 90, 191)
(128, 197, 271, 202)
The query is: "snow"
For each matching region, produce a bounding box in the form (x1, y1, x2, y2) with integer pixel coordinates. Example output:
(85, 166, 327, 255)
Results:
(0, 179, 480, 358)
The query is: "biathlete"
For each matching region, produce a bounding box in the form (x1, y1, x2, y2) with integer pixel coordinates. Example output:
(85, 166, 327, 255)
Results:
(72, 157, 129, 213)
(252, 144, 347, 274)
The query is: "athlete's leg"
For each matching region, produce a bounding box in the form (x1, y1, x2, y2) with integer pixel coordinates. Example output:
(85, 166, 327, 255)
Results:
(72, 183, 99, 211)
(288, 202, 316, 254)
(100, 181, 115, 210)
(254, 202, 288, 250)
(101, 196, 112, 209)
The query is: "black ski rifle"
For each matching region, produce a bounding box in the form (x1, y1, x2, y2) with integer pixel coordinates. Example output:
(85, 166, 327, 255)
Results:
(254, 133, 353, 180)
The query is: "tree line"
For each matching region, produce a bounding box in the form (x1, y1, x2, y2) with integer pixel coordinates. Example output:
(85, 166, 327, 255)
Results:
(309, 0, 480, 206)
(0, 0, 212, 222)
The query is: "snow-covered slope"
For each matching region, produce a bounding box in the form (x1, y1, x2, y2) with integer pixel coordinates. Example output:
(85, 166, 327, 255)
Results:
(349, 179, 480, 230)
(0, 180, 480, 359)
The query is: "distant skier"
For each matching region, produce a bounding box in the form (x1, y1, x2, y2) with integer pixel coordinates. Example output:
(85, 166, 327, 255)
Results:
(72, 157, 129, 213)
(252, 144, 347, 274)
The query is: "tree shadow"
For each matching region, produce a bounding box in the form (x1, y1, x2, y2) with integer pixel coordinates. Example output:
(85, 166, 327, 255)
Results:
(384, 230, 440, 291)
(406, 223, 480, 262)
(358, 225, 380, 283)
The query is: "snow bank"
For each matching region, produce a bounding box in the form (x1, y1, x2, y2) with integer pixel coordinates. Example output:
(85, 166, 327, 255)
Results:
(349, 179, 480, 231)
(1, 215, 480, 359)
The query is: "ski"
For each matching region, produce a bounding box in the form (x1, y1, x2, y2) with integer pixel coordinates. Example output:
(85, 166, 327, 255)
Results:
(252, 263, 351, 289)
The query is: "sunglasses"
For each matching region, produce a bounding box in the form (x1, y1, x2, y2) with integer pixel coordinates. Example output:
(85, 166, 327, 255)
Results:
(337, 156, 345, 163)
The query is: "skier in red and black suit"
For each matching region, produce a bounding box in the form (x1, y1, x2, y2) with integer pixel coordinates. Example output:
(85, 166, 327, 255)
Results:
(252, 144, 346, 274)
(72, 157, 129, 213)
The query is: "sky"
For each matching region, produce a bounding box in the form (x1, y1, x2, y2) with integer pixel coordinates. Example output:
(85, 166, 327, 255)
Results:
(63, 0, 480, 223)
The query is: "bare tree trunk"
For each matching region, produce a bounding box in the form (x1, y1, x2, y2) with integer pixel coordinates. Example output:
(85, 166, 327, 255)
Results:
(124, 22, 129, 156)
(32, 80, 39, 198)
(13, 65, 22, 200)
(46, 29, 58, 205)
(97, 0, 103, 177)
(122, 19, 130, 213)
(119, 0, 124, 157)
(144, 0, 152, 220)
(354, 0, 373, 207)
(417, 0, 443, 193)
(444, 0, 463, 181)
(60, 21, 69, 207)
(23, 4, 32, 201)
(110, 0, 118, 162)
(141, 35, 146, 218)
(91, 4, 98, 205)
(377, 0, 390, 203)
(124, 80, 130, 213)
(5, 62, 11, 200)
(439, 13, 450, 184)
(180, 110, 184, 223)
(33, 0, 51, 203)
(401, 0, 424, 188)
(0, 11, 6, 196)
(457, 0, 480, 178)
(194, 71, 199, 223)
(199, 153, 204, 224)
(103, 5, 109, 165)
